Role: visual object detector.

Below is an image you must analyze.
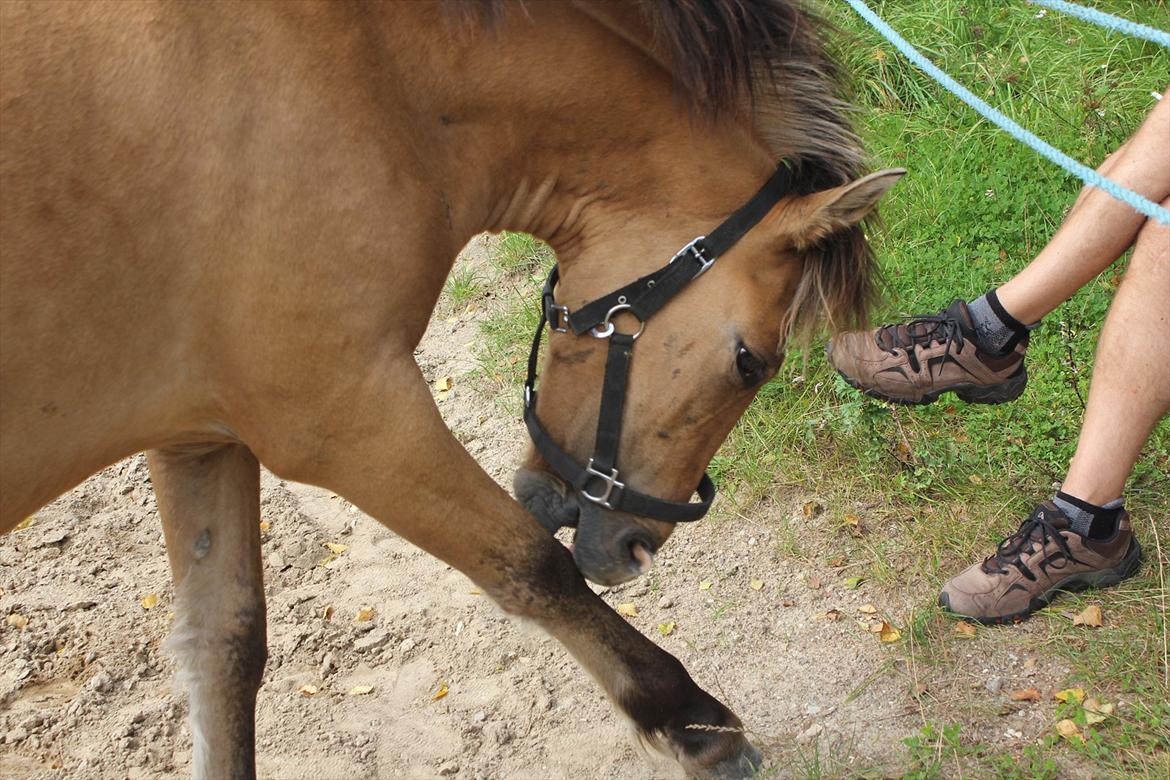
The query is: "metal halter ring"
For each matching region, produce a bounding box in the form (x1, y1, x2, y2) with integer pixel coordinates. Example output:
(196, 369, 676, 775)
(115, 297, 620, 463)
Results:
(590, 303, 645, 340)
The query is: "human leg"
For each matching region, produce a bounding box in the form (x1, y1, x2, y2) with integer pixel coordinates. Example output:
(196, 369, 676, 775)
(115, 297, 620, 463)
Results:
(1059, 196, 1170, 506)
(828, 92, 1169, 404)
(939, 203, 1167, 622)
(994, 92, 1170, 324)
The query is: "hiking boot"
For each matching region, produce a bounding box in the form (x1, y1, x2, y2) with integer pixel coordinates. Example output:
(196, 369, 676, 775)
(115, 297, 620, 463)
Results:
(826, 300, 1028, 405)
(939, 502, 1142, 624)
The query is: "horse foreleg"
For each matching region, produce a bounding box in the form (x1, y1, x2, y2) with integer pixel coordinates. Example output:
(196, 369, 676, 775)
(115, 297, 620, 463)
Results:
(263, 369, 760, 778)
(148, 444, 266, 780)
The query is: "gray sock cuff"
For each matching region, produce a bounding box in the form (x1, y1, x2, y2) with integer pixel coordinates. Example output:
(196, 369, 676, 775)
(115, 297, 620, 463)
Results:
(1052, 494, 1094, 536)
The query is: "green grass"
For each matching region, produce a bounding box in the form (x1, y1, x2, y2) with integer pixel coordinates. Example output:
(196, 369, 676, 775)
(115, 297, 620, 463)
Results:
(476, 233, 553, 393)
(468, 2, 1170, 776)
(441, 266, 485, 313)
(719, 1, 1170, 775)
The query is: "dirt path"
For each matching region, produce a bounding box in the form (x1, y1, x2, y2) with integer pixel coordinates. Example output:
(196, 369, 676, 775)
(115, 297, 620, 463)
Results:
(1, 236, 1076, 779)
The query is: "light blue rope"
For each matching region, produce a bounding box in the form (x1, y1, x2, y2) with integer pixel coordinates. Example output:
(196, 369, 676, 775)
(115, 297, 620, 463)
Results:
(842, 0, 1170, 226)
(1030, 0, 1170, 49)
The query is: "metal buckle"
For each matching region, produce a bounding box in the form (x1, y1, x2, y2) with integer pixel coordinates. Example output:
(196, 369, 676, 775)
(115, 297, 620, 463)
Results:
(670, 235, 714, 276)
(548, 303, 570, 333)
(581, 459, 625, 510)
(590, 303, 645, 340)
(524, 385, 533, 408)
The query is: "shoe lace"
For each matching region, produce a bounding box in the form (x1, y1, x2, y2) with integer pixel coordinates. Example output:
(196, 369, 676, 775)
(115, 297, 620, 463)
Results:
(874, 309, 966, 375)
(983, 507, 1083, 581)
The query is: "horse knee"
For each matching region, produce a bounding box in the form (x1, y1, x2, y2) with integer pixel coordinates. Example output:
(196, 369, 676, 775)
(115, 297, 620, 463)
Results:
(168, 581, 267, 688)
(481, 534, 583, 618)
(168, 586, 266, 780)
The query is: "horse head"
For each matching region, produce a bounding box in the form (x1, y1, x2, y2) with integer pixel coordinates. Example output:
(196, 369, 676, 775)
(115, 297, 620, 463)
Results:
(514, 163, 902, 585)
(474, 0, 904, 586)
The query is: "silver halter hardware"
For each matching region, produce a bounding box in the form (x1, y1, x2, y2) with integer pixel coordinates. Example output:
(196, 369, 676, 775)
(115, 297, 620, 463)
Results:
(589, 303, 645, 340)
(581, 458, 626, 510)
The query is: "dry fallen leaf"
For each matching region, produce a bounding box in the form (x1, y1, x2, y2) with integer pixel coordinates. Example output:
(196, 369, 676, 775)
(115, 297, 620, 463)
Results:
(1055, 719, 1083, 742)
(1055, 688, 1085, 704)
(325, 542, 349, 555)
(354, 607, 375, 622)
(780, 599, 795, 607)
(875, 622, 900, 642)
(1073, 605, 1103, 627)
(858, 604, 878, 614)
(1009, 688, 1042, 702)
(431, 682, 449, 701)
(298, 684, 319, 697)
(801, 501, 822, 518)
(140, 593, 159, 610)
(435, 376, 452, 392)
(348, 685, 375, 696)
(259, 520, 270, 533)
(698, 580, 713, 591)
(468, 588, 482, 596)
(842, 513, 861, 526)
(6, 613, 29, 630)
(320, 605, 334, 621)
(14, 516, 34, 531)
(805, 575, 822, 590)
(616, 602, 638, 617)
(657, 622, 676, 636)
(953, 622, 977, 637)
(968, 474, 984, 485)
(1083, 697, 1114, 725)
(820, 608, 842, 622)
(749, 579, 764, 591)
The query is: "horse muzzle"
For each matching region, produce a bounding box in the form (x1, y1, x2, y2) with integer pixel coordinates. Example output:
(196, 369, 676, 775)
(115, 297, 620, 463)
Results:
(514, 467, 661, 586)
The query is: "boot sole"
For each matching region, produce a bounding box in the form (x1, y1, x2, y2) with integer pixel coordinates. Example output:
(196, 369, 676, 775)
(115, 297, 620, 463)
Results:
(939, 538, 1144, 625)
(834, 364, 1027, 407)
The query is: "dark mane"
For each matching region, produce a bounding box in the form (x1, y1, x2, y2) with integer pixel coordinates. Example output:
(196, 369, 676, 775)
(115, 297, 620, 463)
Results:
(449, 0, 877, 334)
(643, 0, 875, 335)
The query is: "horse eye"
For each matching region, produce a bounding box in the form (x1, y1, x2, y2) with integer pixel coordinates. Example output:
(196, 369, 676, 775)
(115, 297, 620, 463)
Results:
(735, 345, 767, 386)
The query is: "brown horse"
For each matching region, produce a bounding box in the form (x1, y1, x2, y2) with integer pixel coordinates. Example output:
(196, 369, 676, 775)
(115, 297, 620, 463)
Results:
(0, 1, 902, 776)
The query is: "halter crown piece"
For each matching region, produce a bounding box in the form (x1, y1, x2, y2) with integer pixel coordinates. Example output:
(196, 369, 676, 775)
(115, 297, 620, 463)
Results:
(523, 163, 805, 525)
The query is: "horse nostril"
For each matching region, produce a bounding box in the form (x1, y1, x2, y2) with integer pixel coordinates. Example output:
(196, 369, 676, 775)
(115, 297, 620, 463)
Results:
(627, 537, 656, 574)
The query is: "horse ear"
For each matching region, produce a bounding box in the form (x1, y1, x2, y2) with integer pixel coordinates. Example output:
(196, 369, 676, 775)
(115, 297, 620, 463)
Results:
(783, 168, 906, 248)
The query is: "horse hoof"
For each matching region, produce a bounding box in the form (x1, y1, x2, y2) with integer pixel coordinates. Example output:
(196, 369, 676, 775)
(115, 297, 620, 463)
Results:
(701, 739, 763, 779)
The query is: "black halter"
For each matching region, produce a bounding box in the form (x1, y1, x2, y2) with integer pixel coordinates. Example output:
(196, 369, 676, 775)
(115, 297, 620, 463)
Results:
(523, 164, 801, 524)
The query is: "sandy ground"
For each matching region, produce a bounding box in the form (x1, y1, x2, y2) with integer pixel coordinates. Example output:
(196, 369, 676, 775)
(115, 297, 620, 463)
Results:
(1, 236, 1079, 779)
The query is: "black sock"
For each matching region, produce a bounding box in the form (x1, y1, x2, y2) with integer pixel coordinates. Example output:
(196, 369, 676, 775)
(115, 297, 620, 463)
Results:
(967, 289, 1033, 355)
(1053, 490, 1123, 539)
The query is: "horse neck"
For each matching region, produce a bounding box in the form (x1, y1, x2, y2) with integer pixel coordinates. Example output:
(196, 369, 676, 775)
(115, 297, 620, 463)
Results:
(375, 3, 777, 274)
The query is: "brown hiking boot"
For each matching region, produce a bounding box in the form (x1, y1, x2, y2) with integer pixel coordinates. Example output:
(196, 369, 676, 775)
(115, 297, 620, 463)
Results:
(939, 502, 1142, 624)
(826, 300, 1027, 405)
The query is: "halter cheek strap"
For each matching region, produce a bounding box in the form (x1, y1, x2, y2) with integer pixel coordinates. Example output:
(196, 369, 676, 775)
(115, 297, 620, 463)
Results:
(523, 163, 801, 525)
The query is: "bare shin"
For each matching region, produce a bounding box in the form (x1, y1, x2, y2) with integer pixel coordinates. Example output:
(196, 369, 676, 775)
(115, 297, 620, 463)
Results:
(997, 93, 1170, 324)
(1061, 201, 1170, 503)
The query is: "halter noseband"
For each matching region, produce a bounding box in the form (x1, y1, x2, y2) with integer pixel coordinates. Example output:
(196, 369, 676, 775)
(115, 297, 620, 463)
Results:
(523, 164, 804, 525)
